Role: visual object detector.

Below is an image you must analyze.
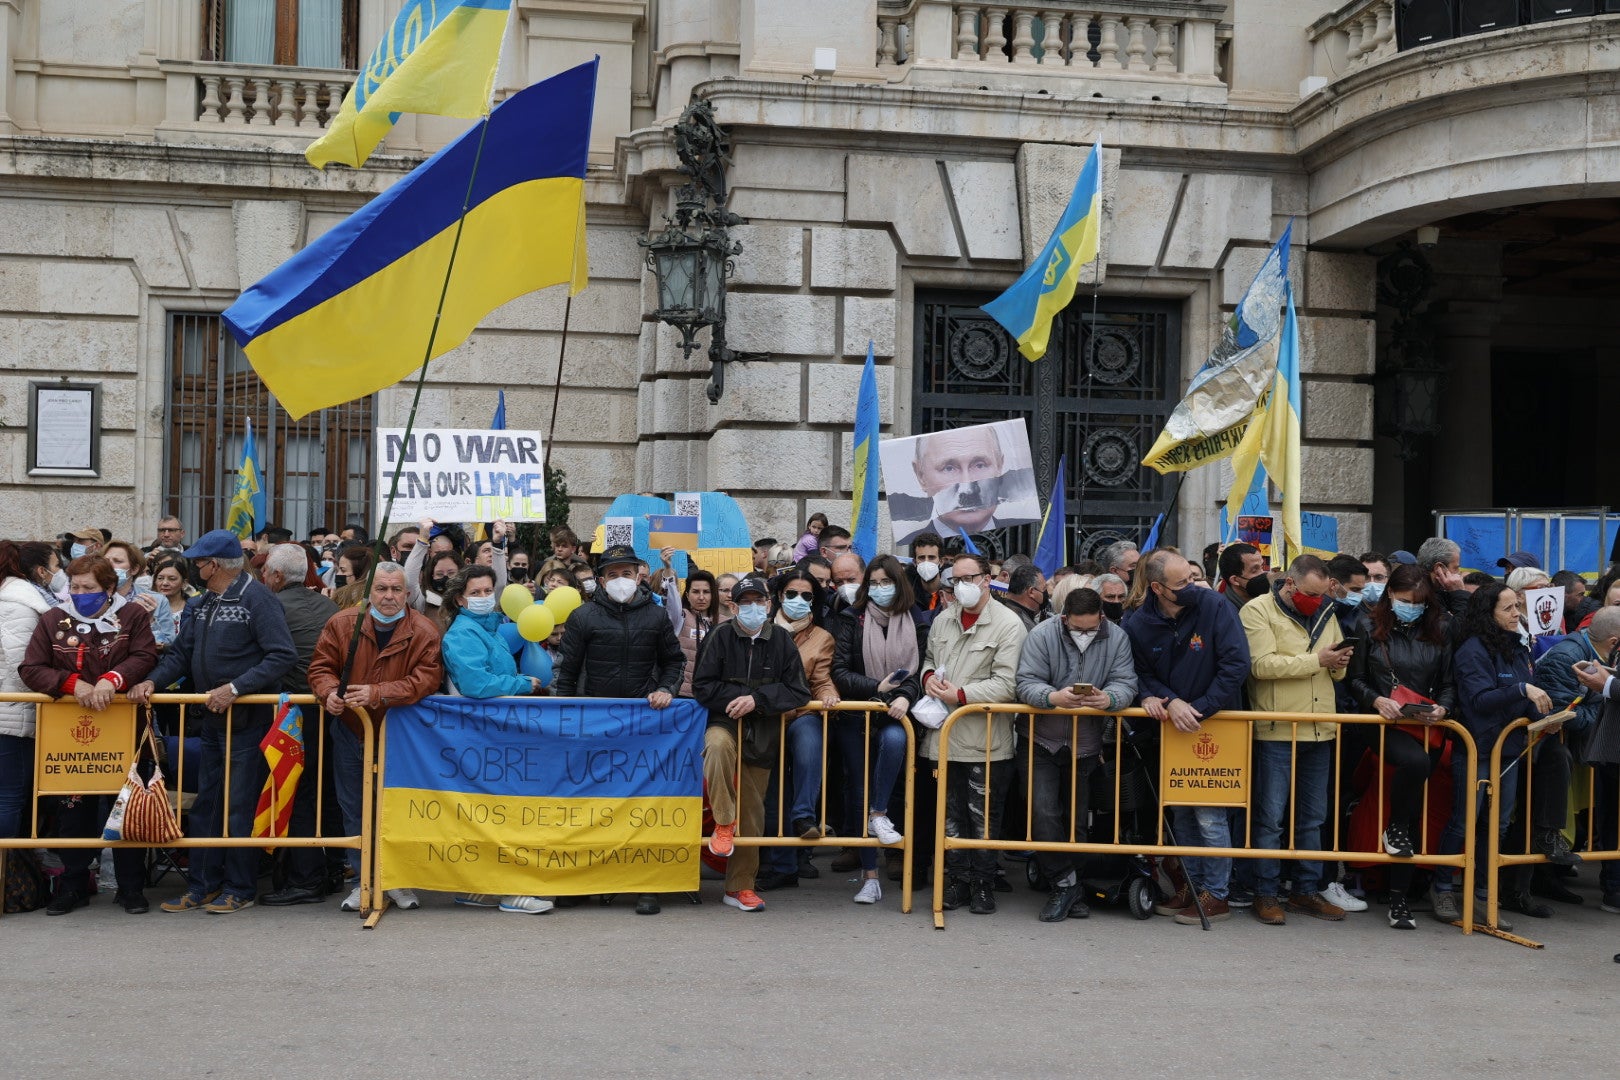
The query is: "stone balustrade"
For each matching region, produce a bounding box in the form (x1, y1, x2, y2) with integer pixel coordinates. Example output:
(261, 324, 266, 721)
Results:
(164, 60, 352, 131)
(877, 0, 1223, 83)
(1307, 0, 1396, 82)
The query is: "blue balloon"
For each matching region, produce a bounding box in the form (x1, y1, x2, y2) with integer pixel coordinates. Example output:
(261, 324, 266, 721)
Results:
(519, 641, 553, 687)
(497, 622, 524, 655)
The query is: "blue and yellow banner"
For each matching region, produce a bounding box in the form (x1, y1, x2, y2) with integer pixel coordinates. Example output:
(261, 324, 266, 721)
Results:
(647, 515, 700, 551)
(224, 59, 597, 420)
(1226, 282, 1302, 562)
(307, 0, 513, 170)
(850, 342, 880, 562)
(379, 696, 705, 896)
(981, 141, 1102, 362)
(225, 418, 265, 540)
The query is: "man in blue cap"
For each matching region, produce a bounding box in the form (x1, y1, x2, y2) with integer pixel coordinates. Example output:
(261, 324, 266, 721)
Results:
(129, 529, 297, 914)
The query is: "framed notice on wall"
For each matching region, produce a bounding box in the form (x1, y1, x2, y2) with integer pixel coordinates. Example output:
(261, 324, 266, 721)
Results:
(27, 381, 100, 477)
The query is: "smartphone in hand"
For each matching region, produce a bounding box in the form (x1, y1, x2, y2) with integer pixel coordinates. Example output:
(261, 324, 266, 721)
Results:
(889, 669, 910, 683)
(1398, 703, 1433, 719)
(1071, 683, 1098, 697)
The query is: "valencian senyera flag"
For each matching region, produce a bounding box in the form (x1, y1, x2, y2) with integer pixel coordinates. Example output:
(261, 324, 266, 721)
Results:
(1226, 283, 1303, 561)
(225, 418, 265, 540)
(981, 141, 1103, 362)
(223, 60, 597, 420)
(850, 342, 881, 562)
(1142, 221, 1294, 474)
(253, 696, 306, 844)
(306, 0, 514, 170)
(378, 697, 706, 897)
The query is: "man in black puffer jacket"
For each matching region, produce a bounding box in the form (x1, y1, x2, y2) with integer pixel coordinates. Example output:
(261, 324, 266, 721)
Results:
(553, 545, 684, 701)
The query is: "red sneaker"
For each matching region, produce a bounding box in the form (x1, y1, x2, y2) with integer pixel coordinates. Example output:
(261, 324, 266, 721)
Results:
(724, 889, 765, 911)
(709, 822, 735, 858)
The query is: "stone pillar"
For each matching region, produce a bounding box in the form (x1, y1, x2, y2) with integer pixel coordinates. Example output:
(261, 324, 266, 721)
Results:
(1429, 301, 1501, 509)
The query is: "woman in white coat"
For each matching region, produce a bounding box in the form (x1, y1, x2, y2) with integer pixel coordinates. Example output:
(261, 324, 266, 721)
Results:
(0, 540, 60, 838)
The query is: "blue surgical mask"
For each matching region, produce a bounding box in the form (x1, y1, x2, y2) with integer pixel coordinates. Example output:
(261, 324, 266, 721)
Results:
(70, 543, 87, 560)
(781, 596, 812, 621)
(370, 605, 406, 625)
(868, 584, 897, 608)
(115, 569, 129, 587)
(736, 603, 768, 632)
(465, 595, 497, 616)
(1362, 582, 1386, 606)
(71, 592, 108, 618)
(1337, 591, 1361, 607)
(1392, 599, 1426, 625)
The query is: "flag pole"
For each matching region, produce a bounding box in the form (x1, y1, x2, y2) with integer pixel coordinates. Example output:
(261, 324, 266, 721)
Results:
(543, 294, 574, 477)
(337, 113, 497, 698)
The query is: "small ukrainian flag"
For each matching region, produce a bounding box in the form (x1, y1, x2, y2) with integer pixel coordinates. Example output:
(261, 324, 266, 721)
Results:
(647, 516, 700, 551)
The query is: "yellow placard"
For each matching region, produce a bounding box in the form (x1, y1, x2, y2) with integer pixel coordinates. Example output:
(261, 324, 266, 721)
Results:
(1159, 716, 1251, 807)
(35, 700, 137, 795)
(688, 548, 754, 578)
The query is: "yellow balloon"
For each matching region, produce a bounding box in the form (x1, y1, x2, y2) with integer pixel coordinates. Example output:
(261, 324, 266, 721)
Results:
(544, 585, 582, 623)
(517, 603, 556, 643)
(499, 583, 534, 621)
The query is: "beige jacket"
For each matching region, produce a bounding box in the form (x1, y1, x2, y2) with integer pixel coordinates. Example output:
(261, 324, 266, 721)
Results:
(920, 598, 1028, 762)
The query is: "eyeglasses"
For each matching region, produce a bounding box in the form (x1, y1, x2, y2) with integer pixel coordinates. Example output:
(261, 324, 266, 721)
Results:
(954, 572, 987, 584)
(782, 589, 813, 600)
(158, 527, 181, 534)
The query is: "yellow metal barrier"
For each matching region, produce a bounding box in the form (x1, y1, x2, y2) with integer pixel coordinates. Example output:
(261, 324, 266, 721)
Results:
(1483, 717, 1616, 948)
(704, 702, 917, 914)
(0, 692, 381, 924)
(930, 704, 1479, 931)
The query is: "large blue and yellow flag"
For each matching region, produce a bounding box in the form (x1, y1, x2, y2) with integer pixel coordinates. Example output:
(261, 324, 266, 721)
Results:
(981, 141, 1102, 362)
(850, 342, 881, 562)
(225, 418, 266, 540)
(1226, 284, 1302, 562)
(306, 0, 514, 170)
(224, 60, 597, 420)
(1031, 455, 1066, 578)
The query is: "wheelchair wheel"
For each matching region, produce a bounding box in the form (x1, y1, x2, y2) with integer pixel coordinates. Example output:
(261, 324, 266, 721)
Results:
(1127, 876, 1156, 920)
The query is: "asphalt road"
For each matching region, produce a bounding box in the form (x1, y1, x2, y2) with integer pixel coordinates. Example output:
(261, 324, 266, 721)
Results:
(4, 856, 1617, 1078)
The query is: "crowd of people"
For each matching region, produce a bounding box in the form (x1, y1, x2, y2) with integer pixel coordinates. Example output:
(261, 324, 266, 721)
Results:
(2, 513, 1617, 933)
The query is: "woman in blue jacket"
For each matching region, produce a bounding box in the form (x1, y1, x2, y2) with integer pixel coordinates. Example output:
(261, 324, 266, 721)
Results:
(438, 566, 550, 915)
(1438, 582, 1575, 924)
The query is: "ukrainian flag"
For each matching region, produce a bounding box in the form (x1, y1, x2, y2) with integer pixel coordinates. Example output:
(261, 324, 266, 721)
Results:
(307, 0, 514, 170)
(225, 418, 265, 540)
(647, 516, 700, 551)
(982, 141, 1102, 362)
(850, 342, 880, 562)
(1225, 283, 1302, 562)
(224, 60, 596, 421)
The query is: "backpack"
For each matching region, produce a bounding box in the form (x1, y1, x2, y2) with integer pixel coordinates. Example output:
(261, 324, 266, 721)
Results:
(4, 849, 49, 913)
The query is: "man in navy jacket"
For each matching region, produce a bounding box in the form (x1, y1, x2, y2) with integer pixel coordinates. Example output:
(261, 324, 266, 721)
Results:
(1121, 550, 1251, 924)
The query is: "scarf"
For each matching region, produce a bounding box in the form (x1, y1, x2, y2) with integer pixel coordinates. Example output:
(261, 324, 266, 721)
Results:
(861, 602, 918, 684)
(55, 590, 128, 636)
(775, 609, 812, 636)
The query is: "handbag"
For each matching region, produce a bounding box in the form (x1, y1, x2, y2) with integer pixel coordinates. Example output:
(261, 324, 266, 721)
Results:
(103, 720, 182, 844)
(1380, 641, 1438, 742)
(3, 849, 49, 913)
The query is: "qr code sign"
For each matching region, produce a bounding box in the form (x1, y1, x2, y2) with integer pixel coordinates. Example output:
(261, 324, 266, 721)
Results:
(674, 494, 701, 520)
(604, 519, 634, 547)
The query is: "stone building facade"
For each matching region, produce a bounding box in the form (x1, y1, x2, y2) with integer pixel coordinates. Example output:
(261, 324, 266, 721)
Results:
(2, 0, 1618, 561)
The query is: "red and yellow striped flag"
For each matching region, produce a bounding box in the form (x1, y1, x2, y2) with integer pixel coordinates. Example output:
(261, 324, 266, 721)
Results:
(253, 696, 306, 844)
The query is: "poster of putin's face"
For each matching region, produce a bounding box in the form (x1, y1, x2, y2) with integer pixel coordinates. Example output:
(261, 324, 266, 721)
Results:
(878, 419, 1041, 547)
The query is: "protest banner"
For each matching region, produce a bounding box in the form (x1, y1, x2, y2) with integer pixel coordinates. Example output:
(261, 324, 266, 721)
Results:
(1524, 586, 1564, 637)
(378, 696, 705, 896)
(1302, 512, 1339, 557)
(35, 701, 137, 795)
(1237, 515, 1275, 566)
(594, 492, 753, 577)
(376, 428, 547, 523)
(1160, 717, 1251, 807)
(878, 419, 1041, 547)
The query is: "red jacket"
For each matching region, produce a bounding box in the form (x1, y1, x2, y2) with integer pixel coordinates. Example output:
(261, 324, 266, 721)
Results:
(19, 599, 158, 696)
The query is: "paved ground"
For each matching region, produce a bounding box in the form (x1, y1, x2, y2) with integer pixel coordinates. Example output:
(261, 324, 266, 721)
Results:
(3, 855, 1616, 1078)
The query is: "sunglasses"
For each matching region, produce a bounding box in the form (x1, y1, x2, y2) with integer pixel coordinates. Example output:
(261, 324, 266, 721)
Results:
(782, 589, 814, 600)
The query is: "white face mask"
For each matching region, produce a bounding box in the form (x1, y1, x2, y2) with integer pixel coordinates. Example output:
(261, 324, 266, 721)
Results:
(954, 582, 982, 610)
(837, 582, 859, 604)
(582, 579, 597, 595)
(1070, 629, 1098, 654)
(914, 561, 940, 583)
(49, 569, 68, 594)
(604, 576, 637, 603)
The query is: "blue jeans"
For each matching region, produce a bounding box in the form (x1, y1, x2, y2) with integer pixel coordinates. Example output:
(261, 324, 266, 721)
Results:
(187, 711, 272, 900)
(330, 719, 365, 877)
(1437, 743, 1519, 891)
(835, 713, 908, 871)
(0, 733, 34, 839)
(1253, 739, 1333, 898)
(762, 713, 825, 875)
(1171, 805, 1232, 900)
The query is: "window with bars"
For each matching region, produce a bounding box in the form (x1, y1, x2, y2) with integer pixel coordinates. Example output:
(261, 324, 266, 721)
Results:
(203, 0, 361, 69)
(165, 313, 373, 538)
(912, 291, 1181, 562)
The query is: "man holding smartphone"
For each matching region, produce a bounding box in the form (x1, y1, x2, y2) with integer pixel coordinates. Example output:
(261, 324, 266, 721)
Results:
(1240, 554, 1351, 925)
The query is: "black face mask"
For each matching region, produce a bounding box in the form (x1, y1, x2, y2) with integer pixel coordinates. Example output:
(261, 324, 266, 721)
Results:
(333, 574, 349, 587)
(432, 575, 452, 591)
(1245, 575, 1271, 600)
(1101, 600, 1125, 622)
(509, 567, 529, 583)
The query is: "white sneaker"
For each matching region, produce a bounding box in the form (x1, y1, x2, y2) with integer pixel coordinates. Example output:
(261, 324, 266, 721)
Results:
(853, 877, 882, 904)
(1320, 881, 1368, 912)
(869, 813, 903, 845)
(454, 893, 500, 908)
(386, 888, 420, 910)
(499, 895, 555, 914)
(339, 886, 362, 912)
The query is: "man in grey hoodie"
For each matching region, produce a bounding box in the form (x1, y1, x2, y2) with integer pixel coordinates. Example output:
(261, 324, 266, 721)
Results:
(1014, 587, 1137, 923)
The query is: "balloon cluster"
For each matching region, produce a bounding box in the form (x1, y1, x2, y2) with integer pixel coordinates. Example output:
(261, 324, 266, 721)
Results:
(493, 584, 584, 688)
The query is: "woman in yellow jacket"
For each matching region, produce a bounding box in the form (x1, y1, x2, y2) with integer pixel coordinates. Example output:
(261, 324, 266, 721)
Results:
(1238, 555, 1351, 925)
